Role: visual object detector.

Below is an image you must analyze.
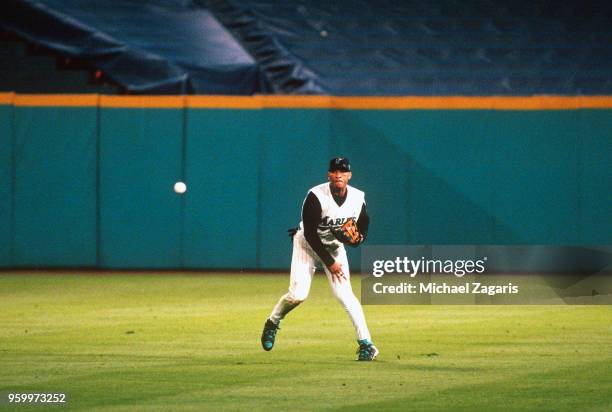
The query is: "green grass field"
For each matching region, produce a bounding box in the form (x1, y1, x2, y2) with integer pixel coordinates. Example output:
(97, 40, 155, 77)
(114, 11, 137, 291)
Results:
(0, 273, 610, 411)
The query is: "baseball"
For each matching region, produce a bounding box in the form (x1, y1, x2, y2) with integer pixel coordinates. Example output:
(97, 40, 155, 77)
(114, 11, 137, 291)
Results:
(174, 181, 187, 194)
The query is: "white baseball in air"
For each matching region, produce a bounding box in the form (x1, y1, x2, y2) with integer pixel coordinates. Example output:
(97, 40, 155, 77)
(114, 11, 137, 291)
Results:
(174, 181, 187, 194)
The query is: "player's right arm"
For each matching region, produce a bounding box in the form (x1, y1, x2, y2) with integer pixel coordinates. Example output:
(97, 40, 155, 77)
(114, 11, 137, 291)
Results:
(302, 192, 336, 268)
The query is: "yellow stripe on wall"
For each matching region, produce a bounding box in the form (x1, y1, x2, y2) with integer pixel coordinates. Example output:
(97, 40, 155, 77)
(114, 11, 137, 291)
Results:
(13, 94, 99, 107)
(0, 92, 15, 104)
(100, 95, 186, 108)
(3, 93, 612, 110)
(329, 95, 612, 110)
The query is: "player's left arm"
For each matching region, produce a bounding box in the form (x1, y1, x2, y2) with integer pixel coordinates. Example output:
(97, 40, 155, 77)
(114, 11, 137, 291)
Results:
(355, 202, 369, 244)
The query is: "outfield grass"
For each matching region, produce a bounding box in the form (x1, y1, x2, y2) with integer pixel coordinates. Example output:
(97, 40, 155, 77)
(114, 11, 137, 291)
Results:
(0, 273, 610, 411)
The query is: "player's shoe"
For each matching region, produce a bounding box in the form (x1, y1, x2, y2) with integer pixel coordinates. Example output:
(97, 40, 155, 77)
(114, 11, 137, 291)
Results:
(356, 339, 379, 361)
(261, 319, 279, 351)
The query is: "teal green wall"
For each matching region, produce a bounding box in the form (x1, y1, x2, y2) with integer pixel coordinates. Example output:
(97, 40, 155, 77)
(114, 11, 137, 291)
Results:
(1, 104, 611, 269)
(184, 109, 260, 268)
(12, 106, 97, 266)
(0, 105, 12, 266)
(328, 110, 594, 245)
(99, 108, 183, 268)
(257, 110, 331, 268)
(579, 111, 612, 243)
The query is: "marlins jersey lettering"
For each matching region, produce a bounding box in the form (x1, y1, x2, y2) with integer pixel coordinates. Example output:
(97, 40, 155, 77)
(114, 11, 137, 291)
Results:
(299, 182, 365, 249)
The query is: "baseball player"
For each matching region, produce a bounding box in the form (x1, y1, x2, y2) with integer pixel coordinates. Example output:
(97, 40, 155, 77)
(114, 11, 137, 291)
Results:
(261, 157, 379, 361)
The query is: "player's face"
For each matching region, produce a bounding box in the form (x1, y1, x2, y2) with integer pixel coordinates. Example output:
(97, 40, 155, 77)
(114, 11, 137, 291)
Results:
(328, 170, 352, 190)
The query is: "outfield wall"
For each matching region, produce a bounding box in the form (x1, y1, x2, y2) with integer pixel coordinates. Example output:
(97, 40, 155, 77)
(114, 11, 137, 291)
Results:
(1, 94, 611, 270)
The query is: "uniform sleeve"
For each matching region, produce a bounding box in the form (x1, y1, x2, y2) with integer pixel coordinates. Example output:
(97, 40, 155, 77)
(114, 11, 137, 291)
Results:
(357, 202, 369, 241)
(302, 192, 336, 267)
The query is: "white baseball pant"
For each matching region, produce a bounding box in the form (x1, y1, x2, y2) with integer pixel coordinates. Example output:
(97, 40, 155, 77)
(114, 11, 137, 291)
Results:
(269, 230, 371, 341)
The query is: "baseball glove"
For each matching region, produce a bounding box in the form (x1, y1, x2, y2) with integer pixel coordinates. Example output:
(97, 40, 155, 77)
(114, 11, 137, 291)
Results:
(331, 218, 363, 246)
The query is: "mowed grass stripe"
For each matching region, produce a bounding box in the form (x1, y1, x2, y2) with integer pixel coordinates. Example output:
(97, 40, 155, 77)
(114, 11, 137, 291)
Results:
(0, 274, 610, 411)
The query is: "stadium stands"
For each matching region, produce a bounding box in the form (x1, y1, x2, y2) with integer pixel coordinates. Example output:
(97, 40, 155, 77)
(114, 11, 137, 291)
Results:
(203, 0, 612, 95)
(2, 0, 612, 95)
(0, 30, 118, 94)
(1, 0, 268, 94)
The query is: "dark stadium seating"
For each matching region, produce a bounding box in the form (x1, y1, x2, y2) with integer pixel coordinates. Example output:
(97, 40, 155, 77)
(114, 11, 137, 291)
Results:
(2, 0, 612, 95)
(0, 31, 118, 94)
(1, 0, 267, 95)
(202, 0, 612, 95)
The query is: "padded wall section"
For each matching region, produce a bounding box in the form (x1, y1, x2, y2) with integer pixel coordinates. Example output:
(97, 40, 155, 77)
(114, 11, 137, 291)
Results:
(12, 106, 97, 266)
(578, 111, 612, 243)
(330, 110, 497, 245)
(3, 97, 612, 270)
(99, 108, 183, 268)
(488, 112, 581, 243)
(257, 109, 330, 268)
(0, 104, 12, 266)
(183, 110, 259, 268)
(328, 110, 601, 246)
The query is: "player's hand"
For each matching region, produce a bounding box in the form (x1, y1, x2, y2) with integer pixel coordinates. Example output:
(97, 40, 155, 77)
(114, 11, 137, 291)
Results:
(328, 261, 346, 283)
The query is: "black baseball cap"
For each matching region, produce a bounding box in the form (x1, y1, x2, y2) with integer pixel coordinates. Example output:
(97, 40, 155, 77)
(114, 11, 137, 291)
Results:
(329, 157, 351, 172)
